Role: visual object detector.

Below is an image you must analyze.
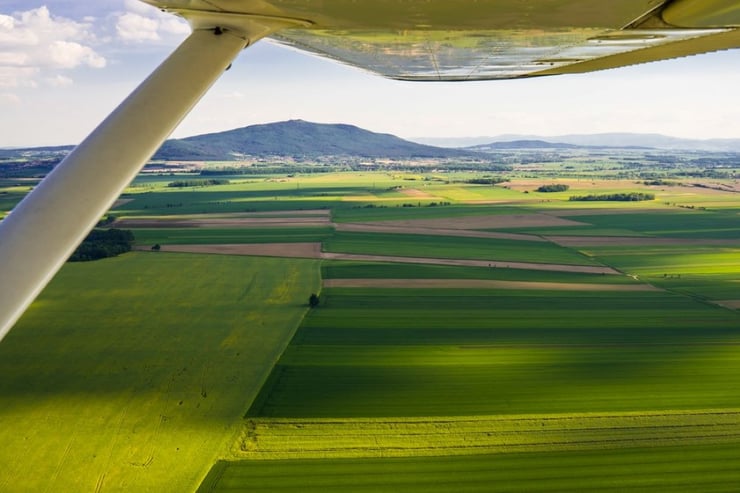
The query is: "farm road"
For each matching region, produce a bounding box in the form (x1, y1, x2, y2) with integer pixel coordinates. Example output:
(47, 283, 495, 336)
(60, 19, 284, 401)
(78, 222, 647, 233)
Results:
(140, 243, 619, 274)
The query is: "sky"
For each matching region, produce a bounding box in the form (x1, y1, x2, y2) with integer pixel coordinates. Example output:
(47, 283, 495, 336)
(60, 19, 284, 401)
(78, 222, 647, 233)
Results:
(2, 1, 740, 147)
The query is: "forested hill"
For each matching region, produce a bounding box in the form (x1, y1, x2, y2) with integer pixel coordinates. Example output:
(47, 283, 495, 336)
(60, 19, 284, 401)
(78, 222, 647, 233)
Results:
(154, 120, 474, 160)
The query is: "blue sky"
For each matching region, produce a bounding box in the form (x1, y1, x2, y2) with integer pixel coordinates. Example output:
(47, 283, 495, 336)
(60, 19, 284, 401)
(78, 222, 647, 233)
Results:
(2, 1, 740, 147)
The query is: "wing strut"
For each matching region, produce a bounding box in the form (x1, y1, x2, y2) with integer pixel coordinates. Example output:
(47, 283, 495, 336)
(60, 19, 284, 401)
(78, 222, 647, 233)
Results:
(0, 25, 260, 341)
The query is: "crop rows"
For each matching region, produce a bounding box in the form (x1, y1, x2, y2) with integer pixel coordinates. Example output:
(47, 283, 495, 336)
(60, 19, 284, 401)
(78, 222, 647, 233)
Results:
(201, 442, 740, 492)
(240, 409, 740, 459)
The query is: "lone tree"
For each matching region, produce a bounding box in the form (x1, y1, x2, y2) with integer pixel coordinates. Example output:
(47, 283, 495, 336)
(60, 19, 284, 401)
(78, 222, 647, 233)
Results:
(151, 243, 161, 251)
(308, 293, 320, 307)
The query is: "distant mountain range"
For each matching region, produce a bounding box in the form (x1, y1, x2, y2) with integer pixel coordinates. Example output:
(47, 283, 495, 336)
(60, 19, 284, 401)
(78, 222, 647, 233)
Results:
(465, 140, 583, 151)
(1, 120, 474, 161)
(5, 123, 740, 161)
(154, 120, 473, 160)
(413, 133, 740, 152)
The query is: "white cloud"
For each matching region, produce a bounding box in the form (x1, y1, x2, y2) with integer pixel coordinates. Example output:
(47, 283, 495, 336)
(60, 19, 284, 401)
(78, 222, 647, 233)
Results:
(116, 12, 160, 42)
(46, 75, 74, 87)
(48, 41, 106, 69)
(0, 7, 105, 88)
(115, 1, 189, 43)
(123, 0, 159, 16)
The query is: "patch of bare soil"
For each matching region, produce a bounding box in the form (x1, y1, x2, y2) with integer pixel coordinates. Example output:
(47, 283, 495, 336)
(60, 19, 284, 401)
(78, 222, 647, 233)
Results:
(135, 242, 322, 258)
(324, 278, 658, 291)
(319, 252, 619, 274)
(398, 188, 436, 199)
(547, 236, 740, 247)
(713, 300, 740, 310)
(366, 213, 587, 230)
(111, 198, 134, 208)
(336, 223, 546, 242)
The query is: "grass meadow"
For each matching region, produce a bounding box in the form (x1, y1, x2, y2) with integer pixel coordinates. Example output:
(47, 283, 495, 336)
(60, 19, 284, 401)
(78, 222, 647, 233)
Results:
(131, 226, 334, 246)
(248, 287, 740, 418)
(586, 245, 740, 300)
(323, 232, 598, 265)
(322, 261, 639, 284)
(0, 253, 319, 492)
(200, 442, 740, 492)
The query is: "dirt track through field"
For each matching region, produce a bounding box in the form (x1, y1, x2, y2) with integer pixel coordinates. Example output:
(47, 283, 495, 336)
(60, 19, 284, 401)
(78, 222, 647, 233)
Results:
(138, 243, 619, 274)
(324, 278, 657, 291)
(713, 300, 740, 310)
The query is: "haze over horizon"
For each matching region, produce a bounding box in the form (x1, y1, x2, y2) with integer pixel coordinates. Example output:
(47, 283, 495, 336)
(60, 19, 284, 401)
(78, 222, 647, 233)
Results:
(2, 1, 740, 147)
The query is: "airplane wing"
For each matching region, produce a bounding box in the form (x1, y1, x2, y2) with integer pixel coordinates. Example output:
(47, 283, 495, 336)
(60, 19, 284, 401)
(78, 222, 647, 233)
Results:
(148, 0, 740, 80)
(2, 0, 740, 341)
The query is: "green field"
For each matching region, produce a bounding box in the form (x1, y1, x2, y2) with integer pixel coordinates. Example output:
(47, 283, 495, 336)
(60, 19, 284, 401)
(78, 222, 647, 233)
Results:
(1, 165, 739, 492)
(199, 442, 740, 492)
(247, 287, 740, 418)
(131, 226, 334, 246)
(0, 253, 319, 491)
(586, 245, 740, 300)
(323, 232, 598, 265)
(322, 260, 638, 284)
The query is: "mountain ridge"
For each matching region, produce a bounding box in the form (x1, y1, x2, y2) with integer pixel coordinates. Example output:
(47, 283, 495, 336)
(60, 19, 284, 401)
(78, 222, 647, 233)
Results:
(5, 123, 740, 158)
(154, 120, 474, 160)
(412, 133, 740, 151)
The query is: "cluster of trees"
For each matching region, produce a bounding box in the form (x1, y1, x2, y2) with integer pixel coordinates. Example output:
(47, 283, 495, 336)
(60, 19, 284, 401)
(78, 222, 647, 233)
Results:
(201, 166, 334, 175)
(401, 201, 452, 208)
(569, 192, 655, 202)
(465, 177, 506, 185)
(96, 214, 117, 226)
(308, 294, 320, 307)
(643, 179, 675, 186)
(69, 229, 134, 262)
(537, 184, 569, 192)
(167, 178, 230, 188)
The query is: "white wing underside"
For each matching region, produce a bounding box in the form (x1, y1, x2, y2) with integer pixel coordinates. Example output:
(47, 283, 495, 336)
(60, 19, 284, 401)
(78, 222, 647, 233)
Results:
(270, 27, 729, 81)
(146, 0, 740, 81)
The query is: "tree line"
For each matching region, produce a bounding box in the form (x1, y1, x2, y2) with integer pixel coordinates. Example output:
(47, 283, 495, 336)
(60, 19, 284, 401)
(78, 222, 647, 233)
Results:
(69, 229, 134, 262)
(569, 192, 655, 202)
(167, 178, 230, 188)
(537, 184, 569, 192)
